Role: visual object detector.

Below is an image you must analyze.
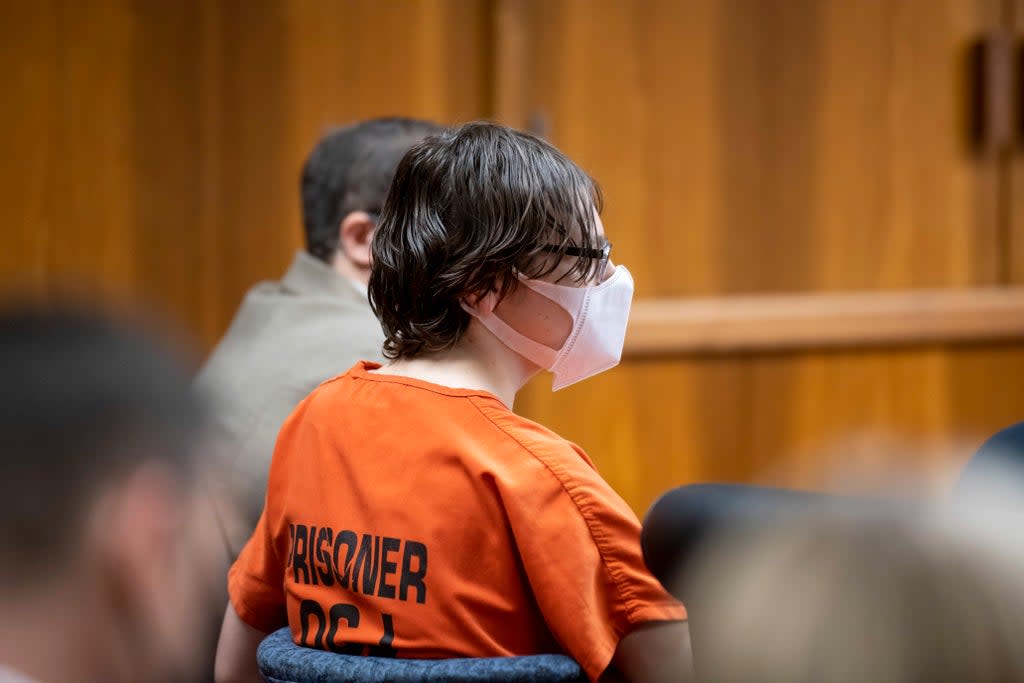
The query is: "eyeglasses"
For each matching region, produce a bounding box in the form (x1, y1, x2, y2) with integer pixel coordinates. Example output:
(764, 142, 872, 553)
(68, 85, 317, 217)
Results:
(539, 242, 612, 262)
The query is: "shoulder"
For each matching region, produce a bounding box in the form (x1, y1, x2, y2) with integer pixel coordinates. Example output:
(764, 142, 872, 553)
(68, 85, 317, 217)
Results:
(284, 365, 361, 415)
(470, 397, 593, 461)
(241, 281, 381, 340)
(217, 271, 379, 337)
(467, 397, 615, 504)
(198, 285, 382, 384)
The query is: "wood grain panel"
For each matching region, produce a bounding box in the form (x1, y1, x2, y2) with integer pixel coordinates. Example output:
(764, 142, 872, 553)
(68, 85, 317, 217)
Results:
(0, 0, 60, 288)
(1, 0, 138, 295)
(516, 357, 750, 511)
(626, 287, 1024, 354)
(520, 345, 1024, 514)
(512, 0, 1011, 516)
(198, 0, 491, 347)
(1010, 0, 1024, 283)
(509, 0, 1002, 297)
(129, 0, 208, 337)
(0, 0, 490, 349)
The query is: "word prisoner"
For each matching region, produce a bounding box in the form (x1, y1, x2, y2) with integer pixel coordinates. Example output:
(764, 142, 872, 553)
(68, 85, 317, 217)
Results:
(287, 523, 428, 604)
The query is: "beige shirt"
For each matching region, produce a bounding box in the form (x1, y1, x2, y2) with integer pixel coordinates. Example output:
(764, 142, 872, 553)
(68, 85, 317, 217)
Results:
(195, 251, 384, 537)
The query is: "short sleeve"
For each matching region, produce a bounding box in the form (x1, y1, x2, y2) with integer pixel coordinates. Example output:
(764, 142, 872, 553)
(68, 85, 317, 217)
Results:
(226, 392, 320, 633)
(227, 505, 288, 633)
(499, 439, 687, 681)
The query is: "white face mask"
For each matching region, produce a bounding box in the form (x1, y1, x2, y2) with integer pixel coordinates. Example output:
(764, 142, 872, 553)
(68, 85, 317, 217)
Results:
(463, 265, 635, 390)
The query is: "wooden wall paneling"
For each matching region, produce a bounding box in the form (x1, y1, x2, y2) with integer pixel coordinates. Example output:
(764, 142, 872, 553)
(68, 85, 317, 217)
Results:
(809, 0, 1002, 289)
(205, 0, 492, 349)
(130, 0, 208, 341)
(4, 0, 1017, 516)
(197, 0, 227, 347)
(282, 0, 490, 130)
(0, 0, 60, 288)
(625, 287, 1024, 354)
(1, 0, 492, 351)
(745, 346, 1024, 496)
(494, 0, 528, 131)
(51, 0, 139, 294)
(748, 350, 958, 494)
(274, 0, 492, 264)
(523, 344, 1024, 514)
(1010, 0, 1024, 283)
(0, 0, 242, 343)
(944, 343, 1024, 444)
(512, 0, 1002, 297)
(743, 0, 1012, 502)
(0, 0, 139, 296)
(189, 0, 296, 351)
(512, 0, 752, 517)
(515, 358, 752, 512)
(279, 0, 492, 198)
(743, 0, 1015, 502)
(511, 0, 1008, 515)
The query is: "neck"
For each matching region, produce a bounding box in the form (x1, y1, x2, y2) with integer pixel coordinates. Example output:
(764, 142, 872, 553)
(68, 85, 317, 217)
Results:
(330, 252, 368, 286)
(381, 321, 538, 408)
(0, 581, 106, 683)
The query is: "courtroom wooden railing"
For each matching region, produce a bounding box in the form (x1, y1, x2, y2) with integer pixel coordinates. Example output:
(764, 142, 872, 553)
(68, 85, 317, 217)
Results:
(625, 287, 1024, 355)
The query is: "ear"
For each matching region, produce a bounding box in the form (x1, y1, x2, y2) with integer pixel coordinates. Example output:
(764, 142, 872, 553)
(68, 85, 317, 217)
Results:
(337, 211, 377, 268)
(462, 290, 499, 316)
(92, 464, 224, 680)
(97, 463, 184, 598)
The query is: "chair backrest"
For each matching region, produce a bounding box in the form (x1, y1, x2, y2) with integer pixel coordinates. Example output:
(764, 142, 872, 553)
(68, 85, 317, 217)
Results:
(641, 483, 834, 588)
(257, 628, 587, 683)
(642, 483, 913, 599)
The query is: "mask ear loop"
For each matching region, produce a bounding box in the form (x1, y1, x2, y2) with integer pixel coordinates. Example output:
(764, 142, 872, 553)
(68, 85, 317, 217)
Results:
(459, 300, 562, 367)
(462, 289, 500, 316)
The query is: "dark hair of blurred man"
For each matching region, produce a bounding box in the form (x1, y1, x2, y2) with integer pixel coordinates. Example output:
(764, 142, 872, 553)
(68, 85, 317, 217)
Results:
(194, 117, 445, 545)
(0, 304, 224, 683)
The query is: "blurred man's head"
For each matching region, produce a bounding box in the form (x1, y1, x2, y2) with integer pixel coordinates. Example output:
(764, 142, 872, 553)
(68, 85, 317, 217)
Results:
(688, 504, 1024, 683)
(301, 117, 446, 285)
(0, 303, 223, 683)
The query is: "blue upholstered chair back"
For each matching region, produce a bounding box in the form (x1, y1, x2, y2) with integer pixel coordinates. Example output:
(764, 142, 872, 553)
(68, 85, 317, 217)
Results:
(257, 628, 587, 683)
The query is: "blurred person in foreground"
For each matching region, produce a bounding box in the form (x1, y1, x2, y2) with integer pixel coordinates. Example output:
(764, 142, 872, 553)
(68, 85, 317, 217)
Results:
(0, 303, 226, 683)
(684, 483, 1024, 683)
(195, 117, 444, 543)
(215, 122, 691, 683)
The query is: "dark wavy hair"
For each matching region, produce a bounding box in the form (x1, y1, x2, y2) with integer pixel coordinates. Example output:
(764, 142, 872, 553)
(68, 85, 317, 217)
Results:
(302, 117, 445, 263)
(369, 122, 604, 360)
